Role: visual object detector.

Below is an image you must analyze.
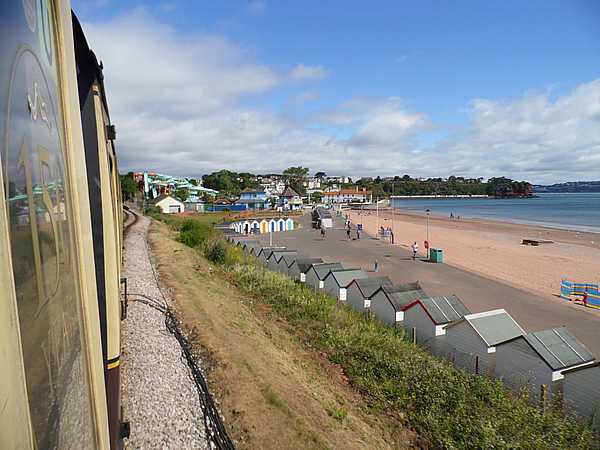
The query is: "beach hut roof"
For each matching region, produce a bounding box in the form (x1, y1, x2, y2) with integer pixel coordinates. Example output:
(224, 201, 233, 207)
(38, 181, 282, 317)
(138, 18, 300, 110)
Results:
(326, 269, 368, 288)
(384, 288, 428, 311)
(258, 246, 286, 258)
(312, 262, 344, 280)
(271, 250, 298, 263)
(282, 253, 303, 267)
(414, 295, 471, 325)
(451, 309, 524, 347)
(242, 239, 260, 249)
(295, 258, 324, 273)
(522, 327, 595, 371)
(352, 276, 393, 298)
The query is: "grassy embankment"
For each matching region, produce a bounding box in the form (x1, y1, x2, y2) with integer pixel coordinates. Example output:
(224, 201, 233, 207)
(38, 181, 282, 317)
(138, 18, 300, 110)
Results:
(148, 210, 597, 449)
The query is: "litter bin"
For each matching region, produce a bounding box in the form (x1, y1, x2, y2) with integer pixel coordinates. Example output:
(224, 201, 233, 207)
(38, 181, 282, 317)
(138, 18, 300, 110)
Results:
(430, 248, 443, 263)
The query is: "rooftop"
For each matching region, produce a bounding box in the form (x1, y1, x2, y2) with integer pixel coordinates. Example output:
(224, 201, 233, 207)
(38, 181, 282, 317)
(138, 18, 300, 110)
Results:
(523, 327, 595, 371)
(327, 269, 368, 288)
(353, 276, 393, 298)
(295, 258, 324, 273)
(460, 309, 524, 347)
(312, 262, 344, 280)
(416, 295, 471, 325)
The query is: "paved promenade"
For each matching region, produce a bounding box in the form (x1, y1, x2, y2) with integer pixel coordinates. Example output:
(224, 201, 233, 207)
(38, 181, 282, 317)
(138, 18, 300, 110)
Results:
(257, 213, 600, 355)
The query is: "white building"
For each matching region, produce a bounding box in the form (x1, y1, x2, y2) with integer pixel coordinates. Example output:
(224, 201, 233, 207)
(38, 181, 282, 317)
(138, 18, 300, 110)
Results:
(150, 194, 185, 214)
(346, 277, 393, 314)
(441, 309, 524, 375)
(322, 269, 368, 302)
(494, 326, 595, 402)
(322, 188, 372, 204)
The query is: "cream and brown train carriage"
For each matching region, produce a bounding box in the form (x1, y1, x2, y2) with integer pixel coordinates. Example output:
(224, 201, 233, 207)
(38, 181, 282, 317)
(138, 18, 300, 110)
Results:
(1, 2, 126, 449)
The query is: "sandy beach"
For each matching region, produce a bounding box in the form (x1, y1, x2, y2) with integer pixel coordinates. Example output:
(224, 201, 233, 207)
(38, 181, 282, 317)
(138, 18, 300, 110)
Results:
(347, 208, 600, 300)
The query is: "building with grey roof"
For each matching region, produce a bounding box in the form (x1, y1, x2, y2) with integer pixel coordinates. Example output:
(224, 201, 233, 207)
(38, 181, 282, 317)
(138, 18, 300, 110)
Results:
(403, 295, 471, 348)
(304, 262, 344, 290)
(368, 283, 428, 327)
(267, 250, 298, 273)
(563, 361, 600, 432)
(495, 326, 595, 402)
(346, 276, 393, 314)
(322, 269, 368, 302)
(288, 258, 324, 282)
(256, 246, 286, 265)
(441, 309, 525, 375)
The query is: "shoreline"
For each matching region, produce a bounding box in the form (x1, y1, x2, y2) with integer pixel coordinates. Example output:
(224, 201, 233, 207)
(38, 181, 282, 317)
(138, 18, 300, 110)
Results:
(347, 208, 600, 301)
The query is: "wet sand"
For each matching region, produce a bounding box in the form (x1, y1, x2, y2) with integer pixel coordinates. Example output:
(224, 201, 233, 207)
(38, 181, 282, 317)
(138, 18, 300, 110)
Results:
(347, 208, 600, 300)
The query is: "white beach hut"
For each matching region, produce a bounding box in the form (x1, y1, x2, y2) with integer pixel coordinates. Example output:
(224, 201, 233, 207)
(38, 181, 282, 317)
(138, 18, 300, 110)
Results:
(322, 269, 368, 302)
(369, 282, 428, 327)
(563, 362, 600, 432)
(285, 218, 295, 231)
(495, 327, 595, 402)
(288, 258, 323, 282)
(441, 309, 524, 375)
(402, 295, 471, 350)
(346, 276, 393, 314)
(304, 262, 344, 290)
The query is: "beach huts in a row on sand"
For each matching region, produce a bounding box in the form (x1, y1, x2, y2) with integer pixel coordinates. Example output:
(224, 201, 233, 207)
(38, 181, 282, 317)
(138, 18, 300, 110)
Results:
(227, 231, 600, 430)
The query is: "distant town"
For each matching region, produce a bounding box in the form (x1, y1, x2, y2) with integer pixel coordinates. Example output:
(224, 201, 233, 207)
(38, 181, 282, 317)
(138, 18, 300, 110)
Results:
(121, 168, 535, 214)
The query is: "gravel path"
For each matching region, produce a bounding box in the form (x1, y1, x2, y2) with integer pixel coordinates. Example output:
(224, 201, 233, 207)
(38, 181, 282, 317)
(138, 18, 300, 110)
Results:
(121, 214, 208, 449)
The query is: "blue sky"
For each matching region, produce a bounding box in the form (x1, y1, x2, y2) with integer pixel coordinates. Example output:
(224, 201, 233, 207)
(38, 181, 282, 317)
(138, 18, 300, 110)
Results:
(73, 0, 600, 183)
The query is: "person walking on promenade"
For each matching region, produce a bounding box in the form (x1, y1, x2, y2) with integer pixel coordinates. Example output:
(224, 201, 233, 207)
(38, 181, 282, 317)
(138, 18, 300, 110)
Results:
(412, 241, 419, 260)
(374, 260, 379, 272)
(356, 228, 361, 240)
(320, 226, 326, 239)
(346, 227, 351, 240)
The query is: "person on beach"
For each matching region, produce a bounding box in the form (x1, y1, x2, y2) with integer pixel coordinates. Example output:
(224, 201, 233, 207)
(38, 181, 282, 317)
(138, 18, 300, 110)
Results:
(412, 241, 419, 260)
(390, 230, 394, 244)
(450, 212, 454, 219)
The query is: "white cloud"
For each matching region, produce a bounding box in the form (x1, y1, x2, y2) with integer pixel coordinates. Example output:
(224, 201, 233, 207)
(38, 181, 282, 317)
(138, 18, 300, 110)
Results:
(83, 10, 600, 183)
(289, 64, 329, 81)
(287, 90, 319, 106)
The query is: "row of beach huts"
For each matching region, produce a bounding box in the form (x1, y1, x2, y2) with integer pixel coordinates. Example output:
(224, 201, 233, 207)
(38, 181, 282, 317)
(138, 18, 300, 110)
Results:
(221, 228, 600, 431)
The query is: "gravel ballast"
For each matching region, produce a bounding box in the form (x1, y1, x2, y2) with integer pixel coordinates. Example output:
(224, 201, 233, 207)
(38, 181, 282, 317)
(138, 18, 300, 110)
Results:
(121, 214, 208, 449)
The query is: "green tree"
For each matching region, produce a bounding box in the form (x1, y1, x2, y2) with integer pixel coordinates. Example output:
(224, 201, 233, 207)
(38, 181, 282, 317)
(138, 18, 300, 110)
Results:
(173, 188, 189, 202)
(283, 166, 309, 195)
(314, 171, 327, 179)
(310, 191, 323, 204)
(120, 172, 138, 201)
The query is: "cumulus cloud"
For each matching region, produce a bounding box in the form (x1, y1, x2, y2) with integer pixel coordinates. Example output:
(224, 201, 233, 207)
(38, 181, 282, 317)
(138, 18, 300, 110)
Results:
(83, 10, 600, 183)
(289, 64, 329, 81)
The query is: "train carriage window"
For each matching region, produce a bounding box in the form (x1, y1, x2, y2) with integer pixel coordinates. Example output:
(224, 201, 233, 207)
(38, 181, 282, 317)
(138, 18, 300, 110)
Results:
(1, 2, 95, 448)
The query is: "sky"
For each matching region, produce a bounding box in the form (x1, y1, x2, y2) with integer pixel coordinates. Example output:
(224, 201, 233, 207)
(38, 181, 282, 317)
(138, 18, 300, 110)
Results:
(72, 0, 600, 184)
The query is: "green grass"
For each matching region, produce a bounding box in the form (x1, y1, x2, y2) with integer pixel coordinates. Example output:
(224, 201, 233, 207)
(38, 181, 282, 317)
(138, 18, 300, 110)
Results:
(150, 213, 598, 450)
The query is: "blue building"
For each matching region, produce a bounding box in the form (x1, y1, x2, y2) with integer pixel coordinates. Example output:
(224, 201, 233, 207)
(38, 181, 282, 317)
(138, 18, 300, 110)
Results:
(278, 186, 303, 211)
(236, 188, 269, 210)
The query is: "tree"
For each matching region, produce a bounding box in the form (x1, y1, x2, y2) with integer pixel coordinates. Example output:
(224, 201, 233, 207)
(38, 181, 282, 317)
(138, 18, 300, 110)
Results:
(314, 171, 327, 179)
(120, 173, 138, 201)
(173, 188, 189, 202)
(310, 191, 323, 204)
(283, 166, 309, 195)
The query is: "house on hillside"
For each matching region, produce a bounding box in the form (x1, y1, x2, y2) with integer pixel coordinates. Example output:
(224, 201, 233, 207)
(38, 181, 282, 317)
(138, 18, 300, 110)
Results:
(369, 282, 428, 327)
(322, 269, 368, 302)
(441, 309, 524, 375)
(267, 250, 298, 272)
(304, 262, 344, 290)
(346, 276, 393, 314)
(150, 194, 185, 214)
(235, 188, 269, 210)
(402, 295, 471, 350)
(288, 257, 323, 282)
(256, 247, 286, 266)
(322, 188, 372, 205)
(563, 362, 600, 432)
(278, 186, 303, 211)
(495, 326, 595, 402)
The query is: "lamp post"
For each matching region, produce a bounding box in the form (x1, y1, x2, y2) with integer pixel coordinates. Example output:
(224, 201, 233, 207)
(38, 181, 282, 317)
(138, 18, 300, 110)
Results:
(426, 209, 430, 258)
(376, 196, 379, 238)
(391, 182, 395, 244)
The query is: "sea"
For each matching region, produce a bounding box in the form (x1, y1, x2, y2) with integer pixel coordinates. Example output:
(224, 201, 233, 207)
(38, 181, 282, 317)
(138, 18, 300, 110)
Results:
(390, 193, 600, 233)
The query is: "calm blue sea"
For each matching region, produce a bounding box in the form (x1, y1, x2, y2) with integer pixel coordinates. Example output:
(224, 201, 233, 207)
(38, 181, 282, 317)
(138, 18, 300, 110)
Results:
(390, 193, 600, 233)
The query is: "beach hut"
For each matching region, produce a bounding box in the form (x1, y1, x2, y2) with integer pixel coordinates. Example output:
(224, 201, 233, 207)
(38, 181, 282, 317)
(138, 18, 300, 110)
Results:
(269, 219, 277, 232)
(279, 253, 301, 274)
(259, 219, 269, 234)
(441, 309, 524, 375)
(402, 295, 471, 350)
(242, 240, 260, 254)
(251, 220, 260, 234)
(288, 257, 323, 282)
(305, 262, 344, 290)
(267, 250, 297, 272)
(256, 246, 286, 266)
(563, 362, 600, 432)
(369, 282, 428, 327)
(285, 218, 295, 231)
(278, 218, 286, 231)
(495, 327, 595, 402)
(322, 269, 368, 302)
(346, 276, 393, 313)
